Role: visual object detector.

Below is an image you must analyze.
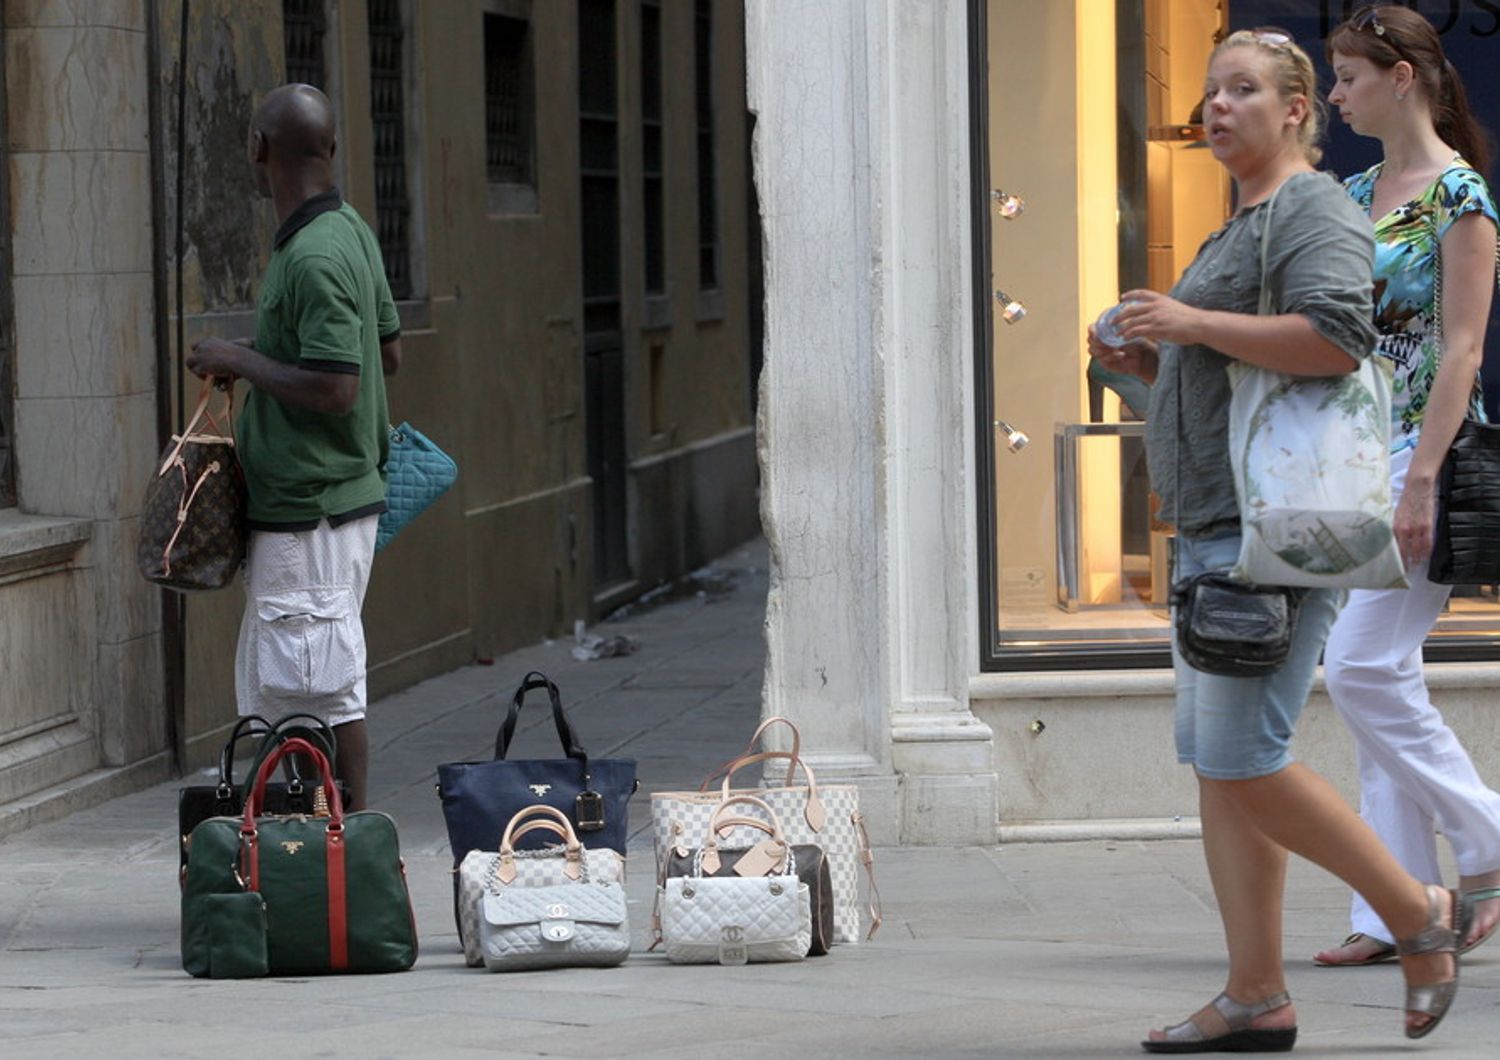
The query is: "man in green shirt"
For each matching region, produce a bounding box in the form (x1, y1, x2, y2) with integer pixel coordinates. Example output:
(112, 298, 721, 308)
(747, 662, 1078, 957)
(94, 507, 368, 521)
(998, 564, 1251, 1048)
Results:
(187, 84, 401, 810)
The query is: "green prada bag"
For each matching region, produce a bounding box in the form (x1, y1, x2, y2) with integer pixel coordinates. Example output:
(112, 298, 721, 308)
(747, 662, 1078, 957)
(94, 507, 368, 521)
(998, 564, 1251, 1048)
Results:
(181, 737, 418, 977)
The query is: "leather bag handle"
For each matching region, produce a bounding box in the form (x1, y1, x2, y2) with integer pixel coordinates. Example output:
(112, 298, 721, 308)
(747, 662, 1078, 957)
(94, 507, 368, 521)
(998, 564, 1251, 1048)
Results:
(497, 803, 582, 852)
(241, 737, 343, 833)
(215, 714, 272, 790)
(493, 804, 583, 884)
(495, 671, 589, 768)
(705, 793, 787, 847)
(239, 712, 339, 795)
(711, 751, 827, 833)
(156, 379, 235, 477)
(737, 715, 802, 764)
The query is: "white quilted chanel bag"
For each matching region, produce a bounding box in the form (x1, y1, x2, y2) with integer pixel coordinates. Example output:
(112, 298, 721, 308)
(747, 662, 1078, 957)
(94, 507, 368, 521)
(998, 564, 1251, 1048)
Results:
(461, 804, 630, 971)
(479, 880, 629, 971)
(658, 797, 811, 965)
(457, 805, 624, 967)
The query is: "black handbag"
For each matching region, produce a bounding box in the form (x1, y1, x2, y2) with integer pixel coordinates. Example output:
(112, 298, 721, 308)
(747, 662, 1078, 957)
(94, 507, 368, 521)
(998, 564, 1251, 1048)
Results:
(436, 672, 637, 862)
(1172, 571, 1303, 678)
(177, 713, 350, 868)
(1429, 419, 1500, 584)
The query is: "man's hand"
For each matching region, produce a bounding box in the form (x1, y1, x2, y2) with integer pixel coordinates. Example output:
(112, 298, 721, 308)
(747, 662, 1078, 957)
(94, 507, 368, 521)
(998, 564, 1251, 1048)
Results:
(187, 337, 250, 385)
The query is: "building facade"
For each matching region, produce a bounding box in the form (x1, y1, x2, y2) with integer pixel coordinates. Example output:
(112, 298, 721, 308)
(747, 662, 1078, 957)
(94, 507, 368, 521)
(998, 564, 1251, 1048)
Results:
(749, 0, 1500, 844)
(0, 0, 758, 833)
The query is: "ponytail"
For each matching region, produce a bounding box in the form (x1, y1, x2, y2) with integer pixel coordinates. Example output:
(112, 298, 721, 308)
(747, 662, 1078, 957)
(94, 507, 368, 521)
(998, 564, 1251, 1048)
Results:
(1436, 59, 1492, 179)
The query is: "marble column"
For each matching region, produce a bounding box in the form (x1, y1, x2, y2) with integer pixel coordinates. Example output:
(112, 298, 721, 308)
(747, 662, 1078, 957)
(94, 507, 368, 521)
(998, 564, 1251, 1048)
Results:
(6, 1, 163, 766)
(747, 0, 997, 844)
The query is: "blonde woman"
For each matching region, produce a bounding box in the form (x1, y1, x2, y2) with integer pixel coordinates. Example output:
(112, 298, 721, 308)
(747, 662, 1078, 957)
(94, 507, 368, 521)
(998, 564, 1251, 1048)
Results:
(1089, 27, 1472, 1050)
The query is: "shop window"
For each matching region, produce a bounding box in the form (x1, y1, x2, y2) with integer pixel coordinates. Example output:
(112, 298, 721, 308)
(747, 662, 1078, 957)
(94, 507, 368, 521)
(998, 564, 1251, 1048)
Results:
(368, 0, 413, 299)
(485, 12, 537, 214)
(641, 0, 666, 297)
(694, 0, 719, 291)
(977, 0, 1500, 669)
(283, 0, 327, 88)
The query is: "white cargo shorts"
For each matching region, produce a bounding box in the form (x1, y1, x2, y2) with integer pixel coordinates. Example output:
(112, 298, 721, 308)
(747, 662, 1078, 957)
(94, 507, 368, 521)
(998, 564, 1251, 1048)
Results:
(234, 514, 378, 727)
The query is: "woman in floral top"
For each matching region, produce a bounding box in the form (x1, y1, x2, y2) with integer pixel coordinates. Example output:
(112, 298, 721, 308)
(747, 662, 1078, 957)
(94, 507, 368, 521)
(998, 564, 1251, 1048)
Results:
(1316, 4, 1500, 971)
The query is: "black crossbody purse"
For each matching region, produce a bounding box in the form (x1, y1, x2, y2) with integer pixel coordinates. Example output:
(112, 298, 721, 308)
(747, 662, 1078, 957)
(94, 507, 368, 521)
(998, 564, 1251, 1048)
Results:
(1168, 186, 1302, 677)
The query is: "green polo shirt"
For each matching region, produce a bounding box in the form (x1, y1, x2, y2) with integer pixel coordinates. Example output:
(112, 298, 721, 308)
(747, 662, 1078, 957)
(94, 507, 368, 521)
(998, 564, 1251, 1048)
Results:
(239, 192, 400, 530)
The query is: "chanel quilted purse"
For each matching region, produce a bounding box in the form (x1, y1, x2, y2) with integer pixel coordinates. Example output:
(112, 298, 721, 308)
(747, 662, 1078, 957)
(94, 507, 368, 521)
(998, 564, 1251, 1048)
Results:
(664, 794, 833, 956)
(471, 805, 630, 972)
(376, 421, 457, 552)
(658, 796, 811, 965)
(456, 804, 625, 967)
(138, 381, 246, 591)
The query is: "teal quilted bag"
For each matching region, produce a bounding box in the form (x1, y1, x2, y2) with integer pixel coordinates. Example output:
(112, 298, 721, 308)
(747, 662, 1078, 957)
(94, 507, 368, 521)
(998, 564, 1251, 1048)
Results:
(377, 422, 457, 552)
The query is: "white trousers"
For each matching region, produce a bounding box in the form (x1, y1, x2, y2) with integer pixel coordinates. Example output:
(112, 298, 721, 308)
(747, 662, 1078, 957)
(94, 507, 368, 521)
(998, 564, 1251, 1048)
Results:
(1323, 446, 1500, 943)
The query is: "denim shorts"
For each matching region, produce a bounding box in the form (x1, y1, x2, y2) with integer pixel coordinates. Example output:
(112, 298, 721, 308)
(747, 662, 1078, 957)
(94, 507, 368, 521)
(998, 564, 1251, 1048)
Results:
(1172, 531, 1344, 780)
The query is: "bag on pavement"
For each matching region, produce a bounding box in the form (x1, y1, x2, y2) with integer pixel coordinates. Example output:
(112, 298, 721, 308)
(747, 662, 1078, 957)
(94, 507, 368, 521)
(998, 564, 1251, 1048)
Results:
(437, 671, 637, 862)
(468, 805, 630, 972)
(176, 713, 351, 868)
(181, 737, 418, 978)
(662, 794, 833, 956)
(650, 716, 880, 944)
(658, 795, 811, 965)
(456, 804, 626, 967)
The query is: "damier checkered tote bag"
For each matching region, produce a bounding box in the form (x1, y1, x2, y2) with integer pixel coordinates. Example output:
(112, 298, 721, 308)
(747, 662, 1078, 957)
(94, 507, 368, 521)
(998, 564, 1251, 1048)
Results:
(650, 717, 882, 945)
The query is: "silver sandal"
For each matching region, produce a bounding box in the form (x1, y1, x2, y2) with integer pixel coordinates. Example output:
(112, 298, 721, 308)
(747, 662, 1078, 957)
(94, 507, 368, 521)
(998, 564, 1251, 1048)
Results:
(1140, 991, 1296, 1054)
(1395, 885, 1471, 1040)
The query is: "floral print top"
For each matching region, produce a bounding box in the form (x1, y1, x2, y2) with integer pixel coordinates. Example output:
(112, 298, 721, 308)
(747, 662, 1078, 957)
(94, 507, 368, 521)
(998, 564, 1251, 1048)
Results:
(1343, 159, 1497, 452)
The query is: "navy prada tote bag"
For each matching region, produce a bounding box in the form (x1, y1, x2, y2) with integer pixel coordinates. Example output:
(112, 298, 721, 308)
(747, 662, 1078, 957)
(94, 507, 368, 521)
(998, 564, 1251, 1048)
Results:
(436, 672, 637, 864)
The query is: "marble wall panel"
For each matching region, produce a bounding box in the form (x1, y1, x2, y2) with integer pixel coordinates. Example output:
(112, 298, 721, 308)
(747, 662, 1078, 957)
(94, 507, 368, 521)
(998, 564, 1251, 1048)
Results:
(95, 633, 166, 765)
(85, 516, 159, 646)
(5, 25, 147, 151)
(0, 567, 92, 739)
(13, 392, 156, 519)
(12, 272, 155, 399)
(5, 1, 144, 31)
(9, 150, 151, 276)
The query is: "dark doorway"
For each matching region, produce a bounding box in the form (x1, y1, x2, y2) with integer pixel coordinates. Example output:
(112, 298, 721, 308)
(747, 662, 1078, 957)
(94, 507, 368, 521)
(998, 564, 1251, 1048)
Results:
(579, 0, 631, 592)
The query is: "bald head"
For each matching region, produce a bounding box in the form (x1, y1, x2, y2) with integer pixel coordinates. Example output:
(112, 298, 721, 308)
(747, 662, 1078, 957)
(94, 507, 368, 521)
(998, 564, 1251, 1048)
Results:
(252, 83, 336, 161)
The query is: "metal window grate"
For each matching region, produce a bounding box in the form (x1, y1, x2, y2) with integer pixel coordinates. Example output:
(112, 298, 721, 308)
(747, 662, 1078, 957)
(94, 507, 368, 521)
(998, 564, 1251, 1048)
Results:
(485, 14, 533, 185)
(694, 0, 718, 289)
(368, 0, 412, 299)
(283, 0, 327, 88)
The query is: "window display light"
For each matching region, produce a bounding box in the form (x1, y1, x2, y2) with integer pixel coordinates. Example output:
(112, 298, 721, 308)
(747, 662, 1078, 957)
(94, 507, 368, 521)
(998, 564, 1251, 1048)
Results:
(993, 289, 1026, 324)
(995, 419, 1029, 453)
(990, 188, 1025, 219)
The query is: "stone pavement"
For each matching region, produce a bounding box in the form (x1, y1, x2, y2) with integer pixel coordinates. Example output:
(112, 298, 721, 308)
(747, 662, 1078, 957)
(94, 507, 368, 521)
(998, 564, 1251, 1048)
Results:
(2, 538, 1499, 1057)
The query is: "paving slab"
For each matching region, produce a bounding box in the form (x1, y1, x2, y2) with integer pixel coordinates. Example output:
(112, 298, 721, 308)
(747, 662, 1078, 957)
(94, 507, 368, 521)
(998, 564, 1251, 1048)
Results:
(3, 538, 1500, 1057)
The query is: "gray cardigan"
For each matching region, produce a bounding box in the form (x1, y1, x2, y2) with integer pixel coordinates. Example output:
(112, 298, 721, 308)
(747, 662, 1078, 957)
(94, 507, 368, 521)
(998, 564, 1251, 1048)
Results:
(1145, 171, 1378, 538)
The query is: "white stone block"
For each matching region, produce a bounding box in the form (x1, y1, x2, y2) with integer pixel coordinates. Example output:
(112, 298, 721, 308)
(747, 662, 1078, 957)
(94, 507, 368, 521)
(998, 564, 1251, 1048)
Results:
(5, 26, 148, 150)
(84, 515, 160, 646)
(13, 272, 155, 399)
(10, 150, 152, 276)
(14, 392, 156, 519)
(5, 1, 145, 30)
